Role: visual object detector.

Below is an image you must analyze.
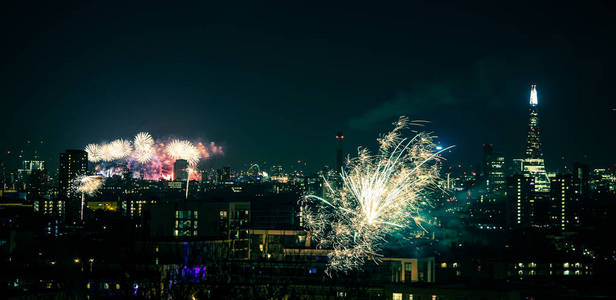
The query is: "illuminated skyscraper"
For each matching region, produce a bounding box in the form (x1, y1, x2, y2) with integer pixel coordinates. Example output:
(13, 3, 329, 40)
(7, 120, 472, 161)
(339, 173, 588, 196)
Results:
(506, 174, 535, 228)
(525, 85, 541, 158)
(550, 174, 580, 231)
(58, 149, 88, 222)
(482, 144, 506, 202)
(59, 150, 88, 200)
(522, 85, 550, 192)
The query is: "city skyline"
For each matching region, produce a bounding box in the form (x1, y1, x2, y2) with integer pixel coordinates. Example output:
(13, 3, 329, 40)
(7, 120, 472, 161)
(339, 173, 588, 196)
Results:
(2, 83, 615, 174)
(1, 2, 616, 171)
(1, 3, 616, 298)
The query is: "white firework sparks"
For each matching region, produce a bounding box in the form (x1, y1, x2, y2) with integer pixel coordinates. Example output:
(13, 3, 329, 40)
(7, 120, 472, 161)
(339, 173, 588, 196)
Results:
(166, 139, 201, 165)
(72, 175, 105, 221)
(85, 144, 103, 162)
(102, 139, 133, 161)
(83, 133, 221, 180)
(303, 116, 449, 274)
(133, 132, 154, 163)
(72, 175, 105, 195)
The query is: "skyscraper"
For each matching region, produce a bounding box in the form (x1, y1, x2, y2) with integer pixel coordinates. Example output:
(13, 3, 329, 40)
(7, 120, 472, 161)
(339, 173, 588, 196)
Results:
(482, 144, 506, 202)
(174, 159, 189, 181)
(525, 85, 542, 159)
(522, 85, 550, 193)
(506, 174, 535, 228)
(58, 149, 88, 222)
(507, 173, 552, 229)
(549, 174, 580, 231)
(17, 159, 46, 200)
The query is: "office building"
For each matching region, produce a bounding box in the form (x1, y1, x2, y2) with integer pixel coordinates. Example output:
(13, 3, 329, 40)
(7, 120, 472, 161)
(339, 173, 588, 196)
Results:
(173, 159, 189, 181)
(522, 85, 550, 193)
(58, 149, 88, 222)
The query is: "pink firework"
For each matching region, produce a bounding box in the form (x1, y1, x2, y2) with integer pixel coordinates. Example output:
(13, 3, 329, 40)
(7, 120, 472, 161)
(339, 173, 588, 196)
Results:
(85, 133, 222, 181)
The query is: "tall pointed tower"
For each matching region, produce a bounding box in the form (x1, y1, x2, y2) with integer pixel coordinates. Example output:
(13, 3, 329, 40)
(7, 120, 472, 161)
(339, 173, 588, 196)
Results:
(522, 84, 550, 192)
(525, 84, 543, 158)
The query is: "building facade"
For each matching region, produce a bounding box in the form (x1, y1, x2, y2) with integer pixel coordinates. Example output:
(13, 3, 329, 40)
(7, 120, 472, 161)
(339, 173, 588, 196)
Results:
(522, 85, 551, 193)
(58, 150, 88, 222)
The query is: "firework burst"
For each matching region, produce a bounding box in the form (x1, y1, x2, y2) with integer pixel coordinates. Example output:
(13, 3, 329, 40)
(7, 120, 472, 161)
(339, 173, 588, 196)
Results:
(72, 175, 105, 195)
(303, 116, 450, 274)
(84, 133, 221, 180)
(109, 139, 133, 160)
(97, 139, 133, 162)
(72, 175, 105, 221)
(85, 144, 103, 162)
(166, 139, 201, 166)
(133, 132, 154, 163)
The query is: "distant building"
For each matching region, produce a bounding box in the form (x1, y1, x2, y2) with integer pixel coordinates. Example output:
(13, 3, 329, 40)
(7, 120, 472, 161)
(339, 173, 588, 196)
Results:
(58, 149, 88, 222)
(507, 174, 534, 228)
(549, 174, 580, 231)
(215, 167, 231, 184)
(507, 173, 551, 229)
(15, 160, 47, 201)
(270, 165, 284, 177)
(573, 163, 590, 197)
(507, 85, 556, 229)
(590, 168, 616, 195)
(173, 159, 189, 181)
(17, 160, 45, 182)
(482, 144, 506, 202)
(521, 85, 550, 193)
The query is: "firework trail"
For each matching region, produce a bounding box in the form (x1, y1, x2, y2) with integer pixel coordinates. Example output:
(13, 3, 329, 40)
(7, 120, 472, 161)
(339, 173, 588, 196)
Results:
(72, 175, 105, 221)
(303, 116, 450, 274)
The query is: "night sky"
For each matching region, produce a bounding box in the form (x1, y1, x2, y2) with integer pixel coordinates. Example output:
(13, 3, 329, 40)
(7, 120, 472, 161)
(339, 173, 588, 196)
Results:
(1, 1, 615, 172)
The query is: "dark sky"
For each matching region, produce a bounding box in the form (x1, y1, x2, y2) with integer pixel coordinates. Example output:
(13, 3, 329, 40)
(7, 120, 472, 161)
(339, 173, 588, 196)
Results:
(1, 1, 615, 172)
